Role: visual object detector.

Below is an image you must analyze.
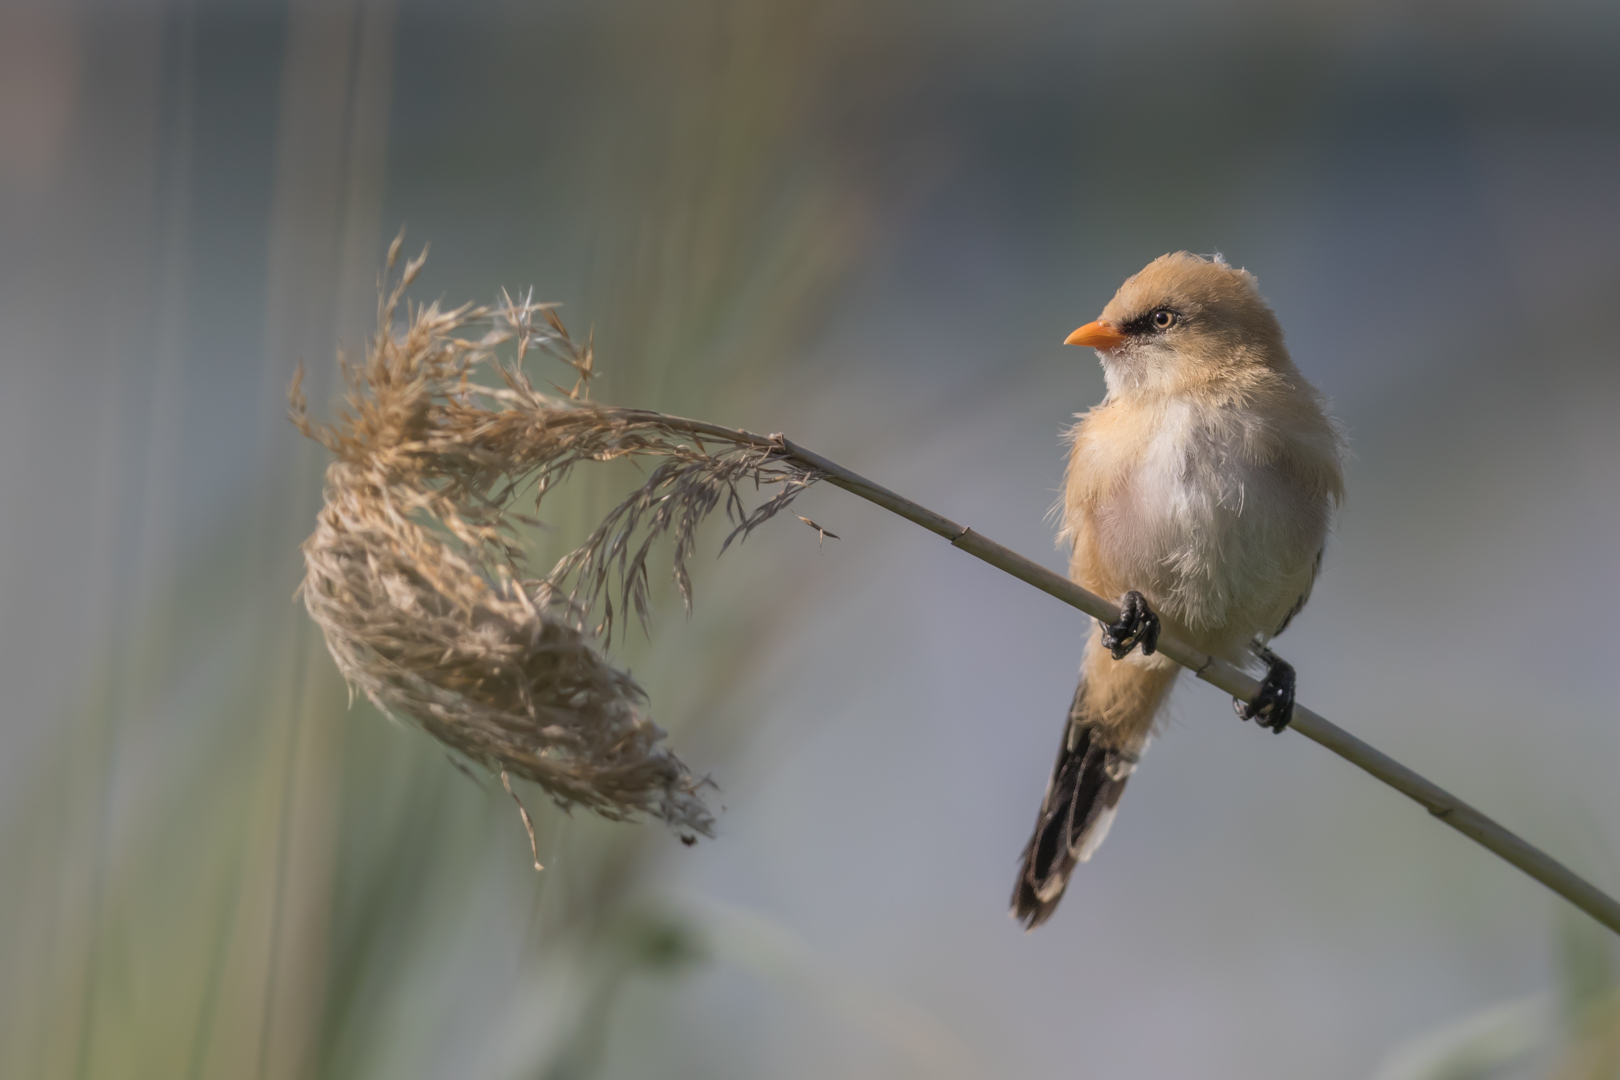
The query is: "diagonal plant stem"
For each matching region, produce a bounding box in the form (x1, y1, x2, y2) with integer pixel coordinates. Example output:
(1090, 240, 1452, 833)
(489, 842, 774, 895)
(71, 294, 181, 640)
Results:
(620, 408, 1620, 937)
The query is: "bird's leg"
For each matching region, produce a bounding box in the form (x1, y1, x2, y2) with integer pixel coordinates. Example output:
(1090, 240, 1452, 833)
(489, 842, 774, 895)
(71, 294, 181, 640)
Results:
(1234, 647, 1295, 733)
(1101, 590, 1160, 660)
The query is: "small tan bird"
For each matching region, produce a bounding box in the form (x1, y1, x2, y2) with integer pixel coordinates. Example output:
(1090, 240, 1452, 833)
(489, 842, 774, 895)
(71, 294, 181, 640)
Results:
(1012, 252, 1345, 929)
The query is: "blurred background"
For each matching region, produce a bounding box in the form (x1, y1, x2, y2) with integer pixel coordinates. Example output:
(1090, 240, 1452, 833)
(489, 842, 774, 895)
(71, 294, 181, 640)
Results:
(2, 0, 1618, 1077)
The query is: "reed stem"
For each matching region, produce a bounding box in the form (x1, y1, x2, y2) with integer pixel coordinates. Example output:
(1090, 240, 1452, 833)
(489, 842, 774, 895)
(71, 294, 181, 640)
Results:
(627, 410, 1620, 937)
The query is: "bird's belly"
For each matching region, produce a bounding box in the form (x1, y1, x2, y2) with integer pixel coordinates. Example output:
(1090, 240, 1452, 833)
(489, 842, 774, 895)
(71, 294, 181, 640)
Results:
(1094, 430, 1325, 649)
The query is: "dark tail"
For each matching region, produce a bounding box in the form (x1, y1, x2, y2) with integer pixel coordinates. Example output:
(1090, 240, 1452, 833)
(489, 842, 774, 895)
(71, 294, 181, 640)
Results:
(1011, 683, 1137, 930)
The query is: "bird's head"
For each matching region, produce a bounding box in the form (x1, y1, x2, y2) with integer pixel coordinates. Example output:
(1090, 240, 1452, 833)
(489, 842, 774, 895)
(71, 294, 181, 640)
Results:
(1066, 252, 1291, 396)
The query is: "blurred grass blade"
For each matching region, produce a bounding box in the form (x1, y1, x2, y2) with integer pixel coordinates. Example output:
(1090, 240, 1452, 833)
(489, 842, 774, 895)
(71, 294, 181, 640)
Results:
(1368, 996, 1552, 1080)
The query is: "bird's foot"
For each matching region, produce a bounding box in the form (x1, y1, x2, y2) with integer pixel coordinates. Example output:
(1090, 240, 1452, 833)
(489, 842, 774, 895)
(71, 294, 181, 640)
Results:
(1234, 648, 1295, 733)
(1101, 590, 1160, 660)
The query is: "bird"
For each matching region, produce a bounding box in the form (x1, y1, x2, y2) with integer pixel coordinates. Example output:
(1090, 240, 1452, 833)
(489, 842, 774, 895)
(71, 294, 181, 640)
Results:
(1011, 252, 1345, 930)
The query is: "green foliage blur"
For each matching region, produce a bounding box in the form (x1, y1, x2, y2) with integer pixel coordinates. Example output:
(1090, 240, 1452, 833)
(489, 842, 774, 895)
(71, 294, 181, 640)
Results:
(0, 2, 898, 1076)
(1, 1, 1617, 1078)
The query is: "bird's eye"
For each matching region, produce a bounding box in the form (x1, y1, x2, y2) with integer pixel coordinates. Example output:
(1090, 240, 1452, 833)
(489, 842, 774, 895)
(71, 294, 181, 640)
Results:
(1152, 310, 1177, 330)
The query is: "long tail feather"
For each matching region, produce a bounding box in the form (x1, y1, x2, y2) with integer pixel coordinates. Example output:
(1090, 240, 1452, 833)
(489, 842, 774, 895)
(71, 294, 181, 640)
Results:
(1011, 684, 1138, 930)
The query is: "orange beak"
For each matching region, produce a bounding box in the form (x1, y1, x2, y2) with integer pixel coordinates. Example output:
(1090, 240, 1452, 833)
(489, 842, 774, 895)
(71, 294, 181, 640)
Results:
(1064, 320, 1126, 350)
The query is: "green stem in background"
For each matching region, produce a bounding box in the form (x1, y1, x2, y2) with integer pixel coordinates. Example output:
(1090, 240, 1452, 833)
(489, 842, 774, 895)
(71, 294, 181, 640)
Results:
(628, 410, 1620, 938)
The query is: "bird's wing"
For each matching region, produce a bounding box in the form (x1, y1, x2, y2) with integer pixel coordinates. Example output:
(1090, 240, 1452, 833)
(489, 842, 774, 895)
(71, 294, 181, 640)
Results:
(1270, 544, 1325, 639)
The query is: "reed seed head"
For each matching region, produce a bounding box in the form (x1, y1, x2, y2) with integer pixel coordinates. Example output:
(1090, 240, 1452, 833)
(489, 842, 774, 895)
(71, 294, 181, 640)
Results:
(291, 240, 823, 837)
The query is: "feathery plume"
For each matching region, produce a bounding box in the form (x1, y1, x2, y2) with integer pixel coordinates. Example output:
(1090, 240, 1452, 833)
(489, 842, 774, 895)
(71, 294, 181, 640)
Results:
(290, 241, 822, 836)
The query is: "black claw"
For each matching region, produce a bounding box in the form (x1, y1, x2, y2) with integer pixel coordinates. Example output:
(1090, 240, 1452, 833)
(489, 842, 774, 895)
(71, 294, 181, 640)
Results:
(1234, 648, 1295, 733)
(1101, 590, 1160, 661)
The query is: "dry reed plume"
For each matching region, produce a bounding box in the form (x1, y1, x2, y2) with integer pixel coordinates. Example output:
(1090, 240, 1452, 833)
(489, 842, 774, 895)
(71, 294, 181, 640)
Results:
(291, 239, 824, 838)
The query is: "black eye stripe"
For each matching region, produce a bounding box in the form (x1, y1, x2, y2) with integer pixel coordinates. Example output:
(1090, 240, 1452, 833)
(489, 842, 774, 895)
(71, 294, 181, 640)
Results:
(1123, 309, 1180, 335)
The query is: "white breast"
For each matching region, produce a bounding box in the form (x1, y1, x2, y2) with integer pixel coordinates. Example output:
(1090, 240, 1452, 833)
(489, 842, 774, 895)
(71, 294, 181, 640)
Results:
(1095, 399, 1327, 651)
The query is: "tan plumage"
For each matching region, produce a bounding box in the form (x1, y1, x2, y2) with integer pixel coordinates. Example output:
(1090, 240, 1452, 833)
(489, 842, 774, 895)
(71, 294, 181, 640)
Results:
(1013, 252, 1345, 928)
